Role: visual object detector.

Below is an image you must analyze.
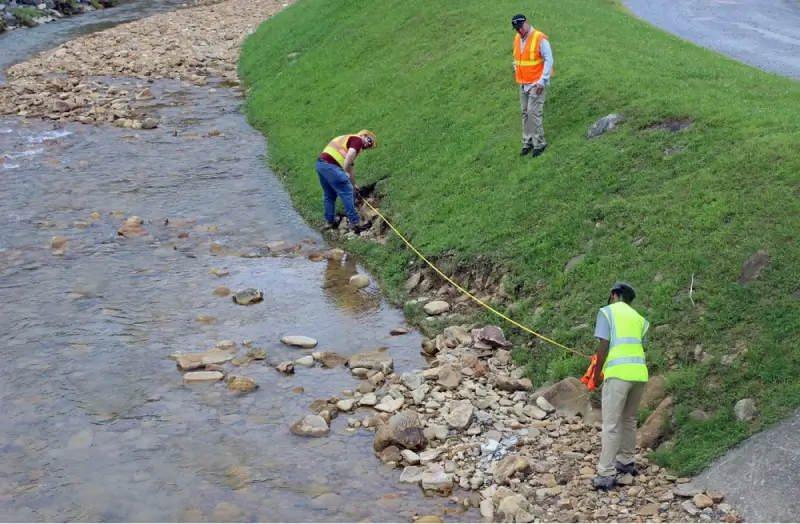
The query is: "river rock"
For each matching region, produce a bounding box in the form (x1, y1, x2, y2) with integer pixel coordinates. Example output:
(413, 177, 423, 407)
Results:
(379, 445, 403, 464)
(445, 400, 474, 429)
(423, 300, 450, 315)
(494, 375, 528, 392)
(316, 351, 347, 368)
(295, 355, 314, 367)
(480, 498, 494, 518)
(142, 117, 159, 130)
(246, 348, 266, 360)
(693, 493, 714, 509)
(213, 286, 231, 296)
(477, 325, 511, 348)
(349, 274, 370, 289)
(211, 268, 229, 277)
(414, 516, 442, 523)
(281, 335, 318, 349)
(494, 455, 531, 485)
(498, 494, 529, 518)
(399, 466, 423, 484)
(401, 372, 424, 390)
(276, 361, 294, 374)
(310, 492, 344, 512)
(437, 365, 461, 389)
(348, 351, 393, 374)
(360, 393, 377, 406)
(184, 371, 224, 383)
(535, 396, 556, 413)
(177, 349, 235, 370)
(374, 395, 404, 413)
(327, 248, 345, 261)
(421, 471, 453, 494)
(390, 326, 409, 335)
(373, 410, 427, 452)
(290, 415, 329, 437)
(232, 288, 263, 305)
(226, 375, 258, 393)
(401, 449, 421, 464)
(336, 399, 356, 412)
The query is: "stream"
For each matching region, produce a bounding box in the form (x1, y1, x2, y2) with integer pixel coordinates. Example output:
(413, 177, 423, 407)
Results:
(0, 3, 479, 522)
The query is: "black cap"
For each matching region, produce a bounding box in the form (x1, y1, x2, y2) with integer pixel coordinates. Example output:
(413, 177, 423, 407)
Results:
(611, 281, 636, 299)
(511, 14, 527, 29)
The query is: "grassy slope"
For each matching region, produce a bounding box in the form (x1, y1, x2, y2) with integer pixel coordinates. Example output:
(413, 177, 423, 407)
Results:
(239, 0, 800, 475)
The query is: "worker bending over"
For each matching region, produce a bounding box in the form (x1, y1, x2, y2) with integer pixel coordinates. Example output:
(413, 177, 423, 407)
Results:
(591, 282, 650, 490)
(315, 129, 377, 233)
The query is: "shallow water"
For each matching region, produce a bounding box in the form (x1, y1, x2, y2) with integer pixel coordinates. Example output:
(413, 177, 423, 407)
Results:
(0, 75, 480, 522)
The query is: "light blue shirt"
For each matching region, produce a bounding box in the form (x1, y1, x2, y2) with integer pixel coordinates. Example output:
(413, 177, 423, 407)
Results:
(514, 27, 555, 91)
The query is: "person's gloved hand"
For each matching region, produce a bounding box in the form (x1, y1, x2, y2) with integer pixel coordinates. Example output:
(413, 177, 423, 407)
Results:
(581, 355, 603, 391)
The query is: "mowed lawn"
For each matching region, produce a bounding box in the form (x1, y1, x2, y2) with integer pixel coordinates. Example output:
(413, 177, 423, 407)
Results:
(239, 0, 800, 475)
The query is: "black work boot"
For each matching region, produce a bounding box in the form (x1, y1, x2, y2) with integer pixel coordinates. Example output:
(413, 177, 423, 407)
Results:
(532, 144, 548, 158)
(592, 475, 617, 491)
(615, 461, 639, 476)
(520, 146, 533, 157)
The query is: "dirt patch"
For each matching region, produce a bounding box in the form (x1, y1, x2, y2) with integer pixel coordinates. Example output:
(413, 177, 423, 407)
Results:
(643, 117, 694, 133)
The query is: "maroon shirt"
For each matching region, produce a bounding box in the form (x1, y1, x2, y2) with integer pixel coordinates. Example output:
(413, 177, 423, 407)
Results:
(319, 136, 363, 168)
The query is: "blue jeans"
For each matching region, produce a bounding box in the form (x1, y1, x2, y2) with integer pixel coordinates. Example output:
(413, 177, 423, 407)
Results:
(315, 158, 360, 226)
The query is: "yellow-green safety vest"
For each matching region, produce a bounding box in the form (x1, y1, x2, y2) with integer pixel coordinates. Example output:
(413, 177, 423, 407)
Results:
(600, 302, 649, 382)
(321, 134, 358, 167)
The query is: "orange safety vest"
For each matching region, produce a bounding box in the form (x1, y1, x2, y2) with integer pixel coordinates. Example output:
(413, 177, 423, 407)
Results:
(321, 134, 359, 167)
(514, 30, 553, 84)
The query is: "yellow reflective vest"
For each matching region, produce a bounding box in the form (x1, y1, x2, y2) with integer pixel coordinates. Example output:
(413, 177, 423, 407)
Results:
(599, 302, 649, 382)
(321, 134, 358, 168)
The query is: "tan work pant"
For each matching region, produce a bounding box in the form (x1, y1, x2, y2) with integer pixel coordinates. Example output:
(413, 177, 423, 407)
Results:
(519, 85, 547, 149)
(597, 378, 646, 477)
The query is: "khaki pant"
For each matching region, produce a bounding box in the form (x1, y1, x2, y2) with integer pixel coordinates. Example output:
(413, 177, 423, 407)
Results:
(597, 378, 646, 477)
(519, 85, 547, 149)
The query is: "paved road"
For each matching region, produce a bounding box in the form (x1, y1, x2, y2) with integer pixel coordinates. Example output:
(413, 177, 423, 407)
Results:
(624, 0, 800, 79)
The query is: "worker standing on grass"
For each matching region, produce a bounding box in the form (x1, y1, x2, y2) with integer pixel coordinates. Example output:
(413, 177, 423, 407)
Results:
(315, 129, 377, 233)
(590, 281, 650, 490)
(511, 14, 554, 158)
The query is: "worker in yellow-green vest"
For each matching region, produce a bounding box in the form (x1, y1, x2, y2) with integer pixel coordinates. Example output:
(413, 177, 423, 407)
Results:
(315, 129, 376, 234)
(591, 281, 650, 490)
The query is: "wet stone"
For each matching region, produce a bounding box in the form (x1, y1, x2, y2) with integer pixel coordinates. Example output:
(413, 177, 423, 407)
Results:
(232, 288, 263, 305)
(281, 335, 318, 348)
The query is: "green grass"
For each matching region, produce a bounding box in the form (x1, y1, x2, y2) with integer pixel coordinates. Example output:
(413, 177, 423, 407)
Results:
(11, 7, 46, 27)
(239, 0, 800, 476)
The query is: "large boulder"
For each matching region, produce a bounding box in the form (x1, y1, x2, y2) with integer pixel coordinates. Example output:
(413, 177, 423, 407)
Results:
(373, 410, 427, 452)
(637, 395, 674, 449)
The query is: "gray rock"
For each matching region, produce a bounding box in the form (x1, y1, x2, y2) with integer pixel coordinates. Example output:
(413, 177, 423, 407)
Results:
(477, 325, 511, 348)
(399, 466, 423, 484)
(401, 372, 424, 390)
(421, 471, 453, 494)
(586, 113, 624, 139)
(347, 351, 394, 374)
(232, 288, 263, 305)
(290, 415, 329, 437)
(423, 300, 450, 315)
(445, 400, 474, 429)
(373, 410, 427, 452)
(734, 398, 758, 421)
(564, 254, 586, 273)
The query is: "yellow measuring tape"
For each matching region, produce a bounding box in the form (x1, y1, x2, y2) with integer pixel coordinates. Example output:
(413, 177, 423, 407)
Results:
(355, 194, 590, 359)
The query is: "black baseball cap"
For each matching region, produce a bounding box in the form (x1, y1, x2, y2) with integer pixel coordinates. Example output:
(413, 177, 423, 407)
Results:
(511, 14, 527, 29)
